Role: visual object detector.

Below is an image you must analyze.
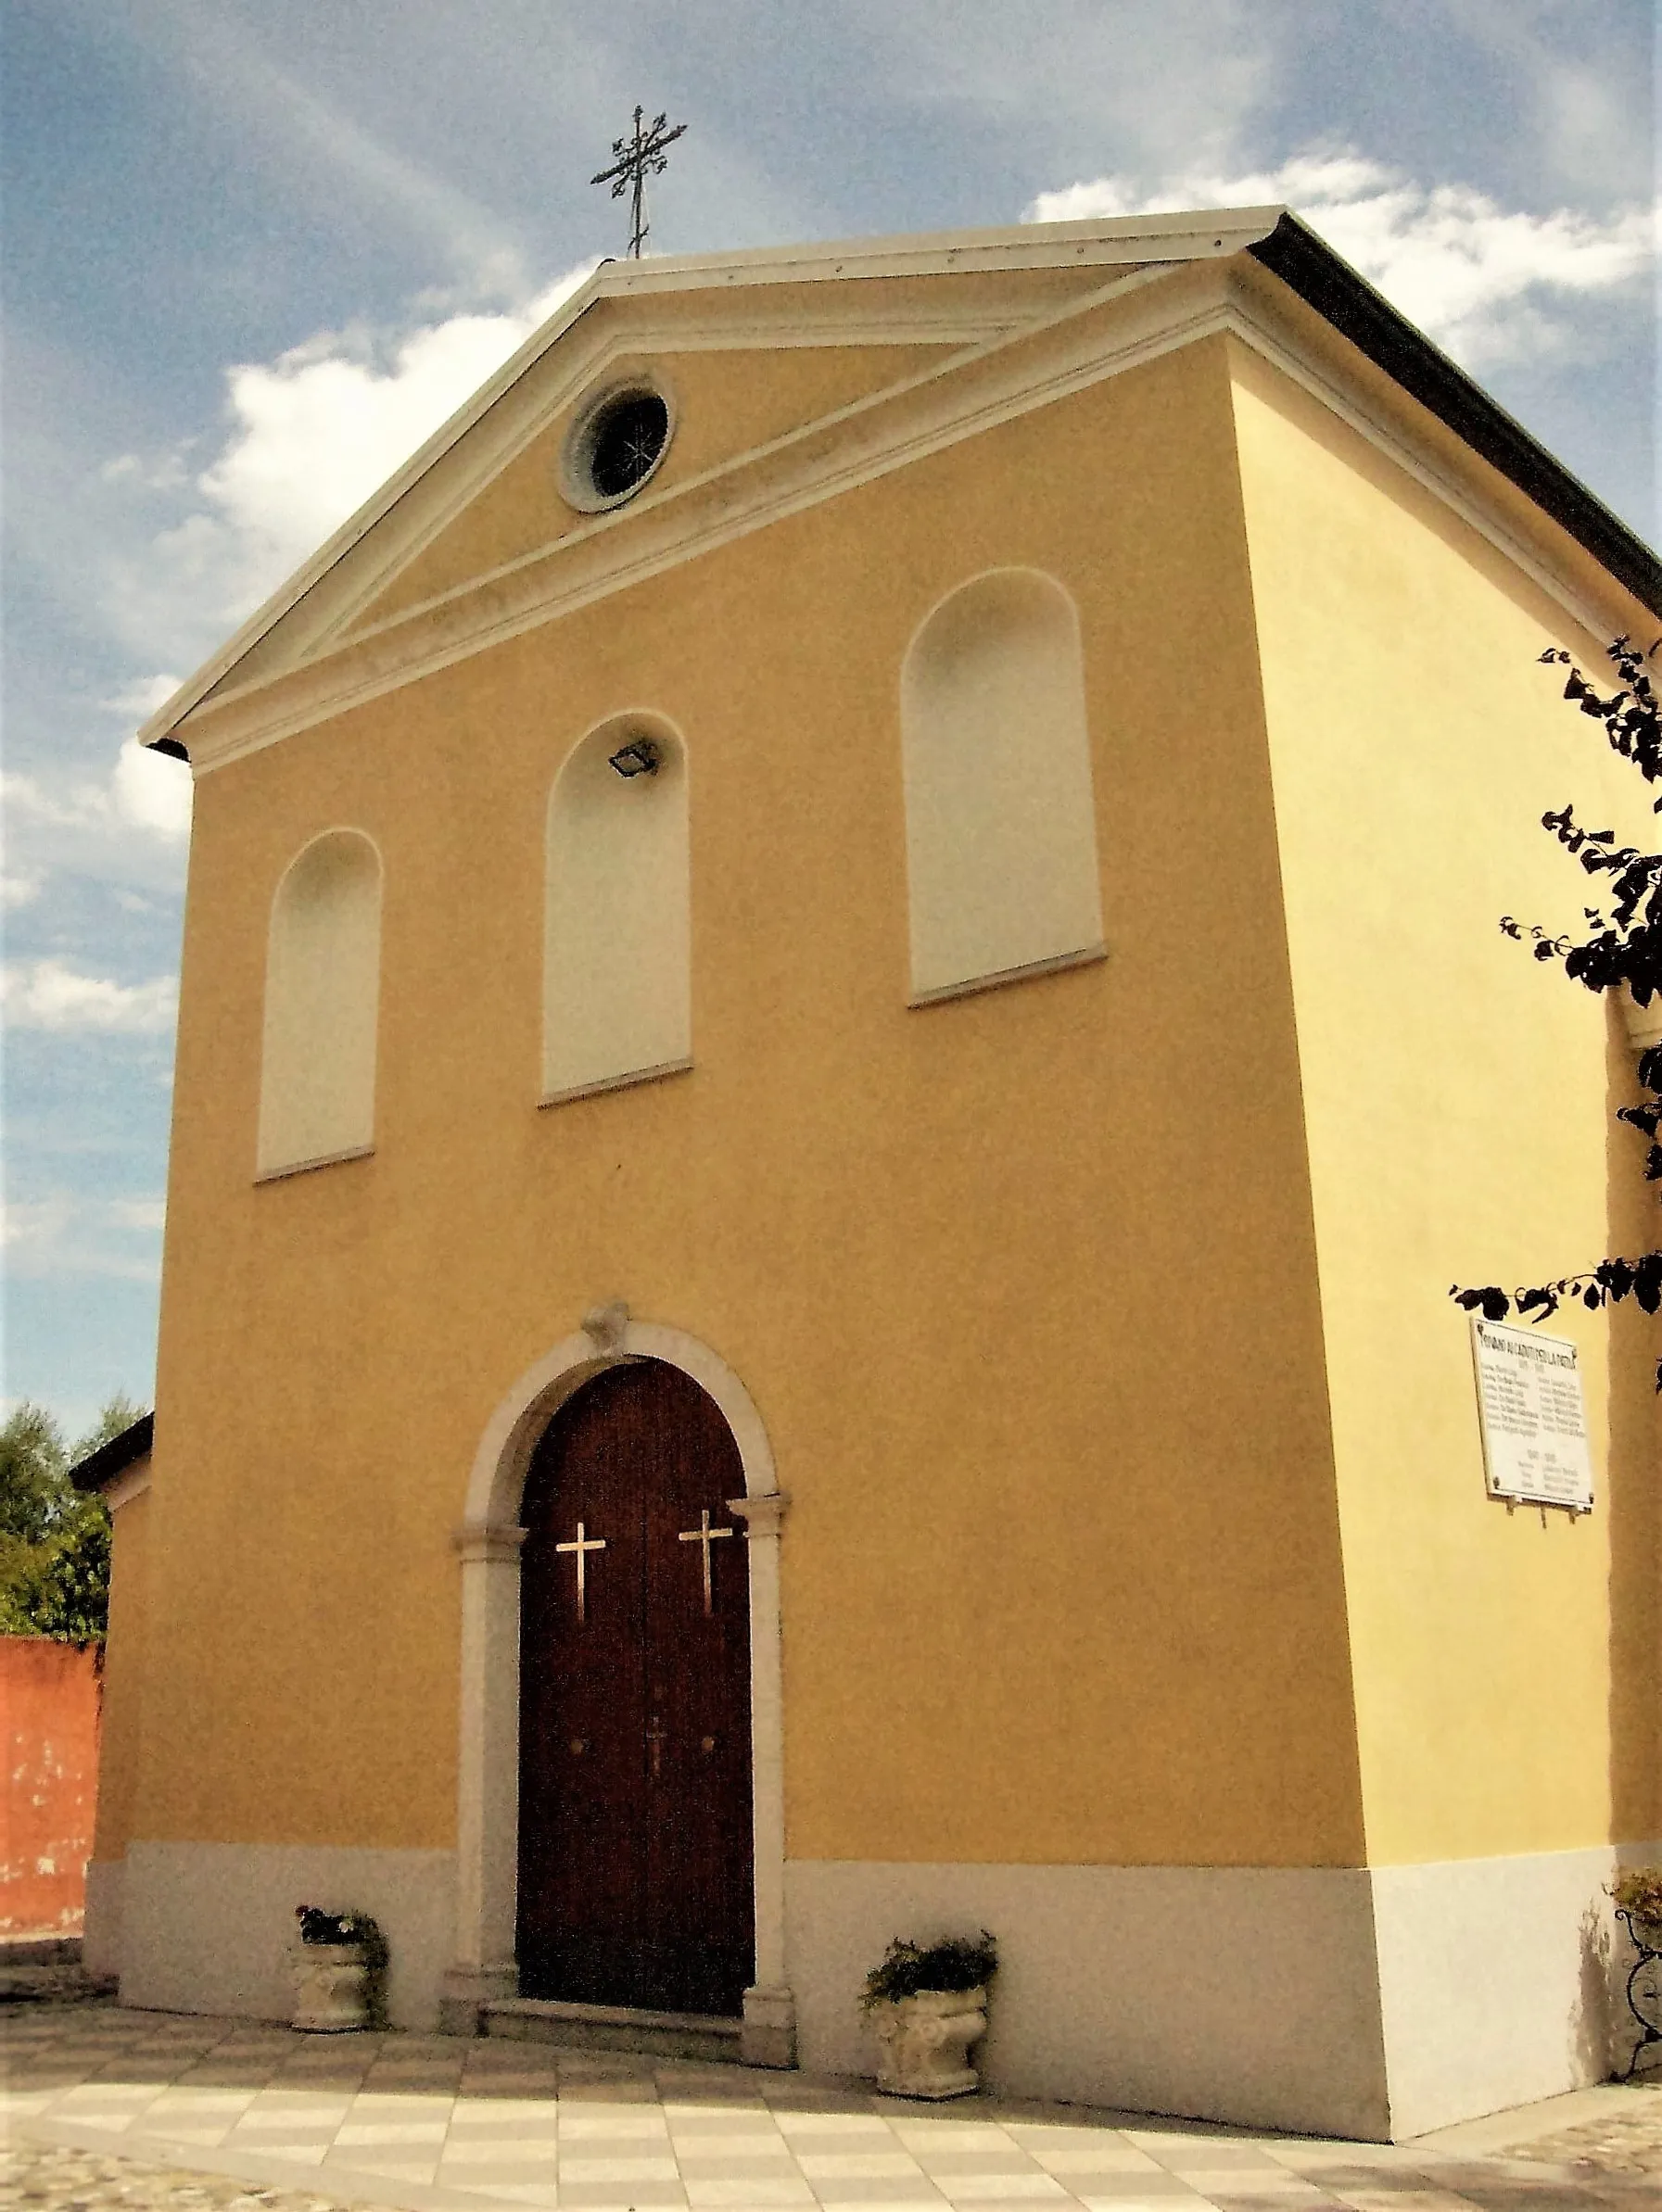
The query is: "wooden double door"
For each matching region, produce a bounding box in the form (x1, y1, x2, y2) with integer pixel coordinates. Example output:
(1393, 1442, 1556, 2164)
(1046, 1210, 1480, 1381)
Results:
(517, 1359, 755, 2016)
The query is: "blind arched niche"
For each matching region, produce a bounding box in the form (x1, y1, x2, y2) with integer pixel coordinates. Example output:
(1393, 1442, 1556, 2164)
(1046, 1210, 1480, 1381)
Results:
(543, 714, 691, 1103)
(901, 568, 1104, 1002)
(258, 829, 382, 1178)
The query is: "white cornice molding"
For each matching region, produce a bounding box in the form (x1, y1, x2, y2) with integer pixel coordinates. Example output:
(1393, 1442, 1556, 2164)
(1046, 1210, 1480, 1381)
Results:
(172, 255, 1645, 776)
(573, 310, 1021, 350)
(581, 206, 1282, 291)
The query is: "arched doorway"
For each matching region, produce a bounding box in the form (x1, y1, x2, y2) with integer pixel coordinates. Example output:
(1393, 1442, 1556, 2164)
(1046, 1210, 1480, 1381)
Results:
(516, 1359, 755, 2016)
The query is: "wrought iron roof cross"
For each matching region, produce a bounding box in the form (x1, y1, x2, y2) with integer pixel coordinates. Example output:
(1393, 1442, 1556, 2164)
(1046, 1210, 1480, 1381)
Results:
(591, 106, 688, 259)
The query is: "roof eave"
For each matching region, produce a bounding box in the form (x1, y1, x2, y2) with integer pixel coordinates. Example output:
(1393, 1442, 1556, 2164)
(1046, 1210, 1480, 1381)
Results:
(70, 1411, 154, 1495)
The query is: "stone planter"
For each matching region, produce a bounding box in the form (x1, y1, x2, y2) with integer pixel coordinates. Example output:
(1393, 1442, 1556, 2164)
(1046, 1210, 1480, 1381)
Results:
(291, 1940, 370, 2031)
(870, 1986, 988, 2098)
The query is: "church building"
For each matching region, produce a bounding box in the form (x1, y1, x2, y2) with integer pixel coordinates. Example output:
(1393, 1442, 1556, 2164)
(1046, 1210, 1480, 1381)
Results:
(86, 207, 1661, 2142)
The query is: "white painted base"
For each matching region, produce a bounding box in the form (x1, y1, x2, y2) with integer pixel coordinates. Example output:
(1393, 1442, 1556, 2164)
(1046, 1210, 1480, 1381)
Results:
(82, 1859, 124, 1979)
(1373, 1842, 1661, 2136)
(786, 1860, 1390, 2139)
(109, 1839, 1659, 2135)
(788, 1849, 1662, 2140)
(119, 1842, 454, 2030)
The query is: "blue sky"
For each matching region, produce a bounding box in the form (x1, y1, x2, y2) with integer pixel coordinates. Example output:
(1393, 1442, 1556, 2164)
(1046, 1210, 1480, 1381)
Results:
(4, 0, 1656, 1435)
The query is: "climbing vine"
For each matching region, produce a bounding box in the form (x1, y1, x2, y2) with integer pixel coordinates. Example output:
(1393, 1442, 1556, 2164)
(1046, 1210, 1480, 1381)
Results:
(1451, 638, 1662, 1383)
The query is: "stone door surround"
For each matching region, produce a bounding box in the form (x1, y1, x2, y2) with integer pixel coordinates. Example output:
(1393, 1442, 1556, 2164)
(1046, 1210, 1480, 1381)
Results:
(443, 1307, 793, 2067)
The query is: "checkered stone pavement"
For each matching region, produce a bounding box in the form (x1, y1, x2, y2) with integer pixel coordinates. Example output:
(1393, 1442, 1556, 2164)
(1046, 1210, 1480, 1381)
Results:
(4, 2003, 1658, 2212)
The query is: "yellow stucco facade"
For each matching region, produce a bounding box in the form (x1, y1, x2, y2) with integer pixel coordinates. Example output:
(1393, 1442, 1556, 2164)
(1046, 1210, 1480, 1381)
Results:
(91, 212, 1661, 2137)
(139, 330, 1364, 1867)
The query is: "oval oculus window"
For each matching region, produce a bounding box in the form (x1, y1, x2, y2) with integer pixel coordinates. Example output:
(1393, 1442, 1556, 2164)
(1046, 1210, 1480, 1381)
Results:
(562, 382, 674, 512)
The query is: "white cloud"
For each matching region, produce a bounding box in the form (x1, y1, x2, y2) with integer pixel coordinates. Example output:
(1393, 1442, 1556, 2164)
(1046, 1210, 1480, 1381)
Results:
(2, 732, 193, 909)
(108, 1197, 167, 1233)
(2, 959, 178, 1035)
(101, 449, 192, 493)
(111, 741, 193, 840)
(1026, 151, 1656, 365)
(109, 259, 600, 664)
(1, 1195, 73, 1258)
(132, 0, 536, 303)
(105, 674, 185, 722)
(847, 0, 1270, 183)
(1, 774, 184, 952)
(2, 1192, 165, 1284)
(5, 768, 105, 833)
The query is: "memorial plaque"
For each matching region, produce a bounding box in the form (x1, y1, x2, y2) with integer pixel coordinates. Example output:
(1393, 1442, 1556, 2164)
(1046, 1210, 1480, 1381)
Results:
(1469, 1319, 1595, 1512)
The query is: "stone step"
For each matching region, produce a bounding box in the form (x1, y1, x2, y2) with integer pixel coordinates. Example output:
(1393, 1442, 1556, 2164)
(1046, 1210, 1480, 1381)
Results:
(482, 1996, 744, 2064)
(0, 1930, 119, 2006)
(0, 1934, 82, 1966)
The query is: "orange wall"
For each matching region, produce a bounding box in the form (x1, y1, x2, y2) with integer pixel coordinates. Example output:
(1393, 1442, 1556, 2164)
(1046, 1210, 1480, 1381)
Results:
(1, 1638, 102, 1933)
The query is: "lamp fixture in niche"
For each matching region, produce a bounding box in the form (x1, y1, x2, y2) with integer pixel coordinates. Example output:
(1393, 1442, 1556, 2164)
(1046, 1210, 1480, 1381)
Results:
(608, 737, 662, 778)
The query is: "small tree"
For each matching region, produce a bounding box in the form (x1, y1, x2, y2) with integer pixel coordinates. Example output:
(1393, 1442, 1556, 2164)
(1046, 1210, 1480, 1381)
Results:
(0, 1396, 141, 1645)
(1452, 638, 1662, 1383)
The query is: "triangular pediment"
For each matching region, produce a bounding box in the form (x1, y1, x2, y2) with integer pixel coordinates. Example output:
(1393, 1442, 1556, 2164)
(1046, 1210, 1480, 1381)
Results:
(141, 211, 1289, 752)
(145, 204, 1656, 769)
(188, 259, 1171, 703)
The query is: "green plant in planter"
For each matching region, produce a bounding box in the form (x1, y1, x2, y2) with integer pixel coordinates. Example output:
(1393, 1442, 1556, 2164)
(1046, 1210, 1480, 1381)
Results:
(295, 1905, 389, 2028)
(861, 1930, 997, 2009)
(1611, 1868, 1662, 1929)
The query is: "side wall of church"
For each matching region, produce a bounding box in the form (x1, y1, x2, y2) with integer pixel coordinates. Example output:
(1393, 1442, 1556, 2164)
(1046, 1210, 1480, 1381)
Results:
(82, 1482, 150, 1977)
(1229, 334, 1662, 2130)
